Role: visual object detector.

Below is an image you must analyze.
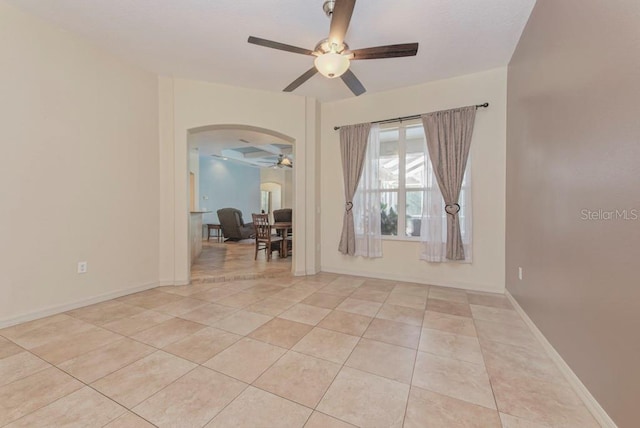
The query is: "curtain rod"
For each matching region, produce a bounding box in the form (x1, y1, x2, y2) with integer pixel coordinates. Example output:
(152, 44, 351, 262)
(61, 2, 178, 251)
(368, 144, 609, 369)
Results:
(333, 102, 489, 130)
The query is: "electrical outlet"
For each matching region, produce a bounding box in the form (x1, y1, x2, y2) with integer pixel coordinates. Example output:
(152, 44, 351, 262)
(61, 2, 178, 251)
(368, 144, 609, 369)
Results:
(77, 261, 88, 274)
(518, 267, 523, 281)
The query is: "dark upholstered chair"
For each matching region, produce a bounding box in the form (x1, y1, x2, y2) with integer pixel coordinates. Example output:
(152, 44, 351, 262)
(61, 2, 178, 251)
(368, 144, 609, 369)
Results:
(273, 208, 292, 237)
(217, 208, 255, 241)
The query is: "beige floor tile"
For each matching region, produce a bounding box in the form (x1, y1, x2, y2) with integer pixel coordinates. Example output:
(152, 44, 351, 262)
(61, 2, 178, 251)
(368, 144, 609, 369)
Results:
(92, 351, 196, 408)
(304, 412, 356, 428)
(134, 366, 246, 427)
(58, 338, 155, 383)
(302, 292, 347, 309)
(427, 298, 472, 317)
(254, 351, 341, 408)
(66, 300, 146, 326)
(419, 328, 484, 364)
(363, 318, 421, 349)
(6, 386, 125, 428)
(318, 367, 409, 428)
(158, 283, 212, 297)
(412, 352, 496, 409)
(428, 286, 469, 303)
(318, 310, 372, 336)
(191, 287, 240, 302)
(132, 317, 206, 348)
(481, 339, 564, 385)
(491, 373, 599, 427)
(163, 327, 242, 364)
(345, 338, 416, 384)
(0, 366, 83, 426)
(385, 292, 427, 310)
(0, 351, 49, 387)
(205, 386, 312, 427)
(204, 337, 286, 383)
(468, 292, 513, 309)
(499, 412, 551, 428)
(475, 319, 541, 353)
(104, 411, 156, 427)
(153, 297, 209, 316)
(376, 304, 424, 326)
(0, 337, 23, 359)
(360, 280, 396, 293)
(404, 386, 501, 428)
(391, 283, 429, 298)
(179, 303, 238, 326)
(215, 291, 266, 308)
(117, 289, 184, 309)
(246, 296, 297, 316)
(248, 317, 313, 348)
(2, 315, 95, 349)
(0, 314, 72, 340)
(319, 282, 360, 297)
(102, 310, 173, 336)
(293, 327, 359, 364)
(349, 288, 389, 303)
(212, 310, 272, 335)
(423, 310, 477, 337)
(471, 304, 522, 324)
(279, 303, 331, 325)
(273, 287, 316, 302)
(31, 326, 122, 365)
(335, 298, 382, 317)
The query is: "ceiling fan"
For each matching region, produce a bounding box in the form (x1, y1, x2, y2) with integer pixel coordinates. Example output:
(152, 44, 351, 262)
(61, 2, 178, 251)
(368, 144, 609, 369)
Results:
(248, 0, 419, 96)
(273, 154, 293, 168)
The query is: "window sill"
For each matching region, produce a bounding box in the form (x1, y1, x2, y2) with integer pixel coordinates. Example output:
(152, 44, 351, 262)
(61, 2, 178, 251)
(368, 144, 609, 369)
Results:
(381, 236, 421, 243)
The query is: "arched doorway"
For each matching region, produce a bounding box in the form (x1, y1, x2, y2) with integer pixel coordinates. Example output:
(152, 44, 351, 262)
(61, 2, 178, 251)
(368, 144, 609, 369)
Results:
(187, 124, 297, 282)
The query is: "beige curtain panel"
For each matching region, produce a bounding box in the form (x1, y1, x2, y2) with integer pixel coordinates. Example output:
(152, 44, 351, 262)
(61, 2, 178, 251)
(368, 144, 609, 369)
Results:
(422, 106, 476, 261)
(338, 123, 372, 255)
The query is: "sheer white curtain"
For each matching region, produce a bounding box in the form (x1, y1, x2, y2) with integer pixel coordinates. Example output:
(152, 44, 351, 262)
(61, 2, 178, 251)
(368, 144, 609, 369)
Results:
(420, 150, 473, 263)
(354, 124, 382, 258)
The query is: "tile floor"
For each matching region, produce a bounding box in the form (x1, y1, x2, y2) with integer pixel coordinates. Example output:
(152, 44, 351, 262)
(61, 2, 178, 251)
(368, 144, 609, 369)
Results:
(190, 240, 292, 284)
(0, 257, 600, 426)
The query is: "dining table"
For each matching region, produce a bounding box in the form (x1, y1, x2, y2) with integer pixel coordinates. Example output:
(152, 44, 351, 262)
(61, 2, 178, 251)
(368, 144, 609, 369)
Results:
(272, 222, 292, 258)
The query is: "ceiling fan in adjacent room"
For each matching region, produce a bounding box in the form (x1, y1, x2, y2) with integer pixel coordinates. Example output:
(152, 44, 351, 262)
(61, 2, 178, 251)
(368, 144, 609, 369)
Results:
(273, 154, 293, 168)
(247, 0, 419, 96)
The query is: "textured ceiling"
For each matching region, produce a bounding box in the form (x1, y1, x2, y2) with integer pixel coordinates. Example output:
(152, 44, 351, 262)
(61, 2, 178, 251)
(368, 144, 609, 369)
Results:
(9, 0, 536, 101)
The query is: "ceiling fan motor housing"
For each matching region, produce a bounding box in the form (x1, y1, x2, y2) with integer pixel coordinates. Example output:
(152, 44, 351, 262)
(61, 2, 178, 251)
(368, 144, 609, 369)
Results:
(323, 0, 336, 17)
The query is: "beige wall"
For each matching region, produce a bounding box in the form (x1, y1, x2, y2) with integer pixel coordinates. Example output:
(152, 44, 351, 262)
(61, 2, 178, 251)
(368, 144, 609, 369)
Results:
(158, 78, 320, 282)
(320, 68, 507, 292)
(506, 1, 640, 426)
(0, 1, 159, 325)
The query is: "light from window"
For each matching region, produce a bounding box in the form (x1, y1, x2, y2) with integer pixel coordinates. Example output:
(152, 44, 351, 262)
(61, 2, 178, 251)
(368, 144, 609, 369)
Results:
(378, 122, 469, 239)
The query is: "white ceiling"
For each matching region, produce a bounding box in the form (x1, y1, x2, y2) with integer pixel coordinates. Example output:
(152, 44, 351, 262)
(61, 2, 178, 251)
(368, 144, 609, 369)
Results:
(9, 0, 536, 102)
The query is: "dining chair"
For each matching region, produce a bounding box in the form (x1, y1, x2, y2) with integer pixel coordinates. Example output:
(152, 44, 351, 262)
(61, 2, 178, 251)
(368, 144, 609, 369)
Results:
(252, 213, 282, 261)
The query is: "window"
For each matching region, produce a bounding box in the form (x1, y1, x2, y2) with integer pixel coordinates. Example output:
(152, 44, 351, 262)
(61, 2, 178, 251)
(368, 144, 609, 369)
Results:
(378, 122, 470, 241)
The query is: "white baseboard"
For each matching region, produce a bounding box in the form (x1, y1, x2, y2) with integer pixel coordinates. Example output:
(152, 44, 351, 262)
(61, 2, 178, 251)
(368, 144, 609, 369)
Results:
(320, 266, 504, 294)
(505, 291, 617, 428)
(0, 281, 159, 329)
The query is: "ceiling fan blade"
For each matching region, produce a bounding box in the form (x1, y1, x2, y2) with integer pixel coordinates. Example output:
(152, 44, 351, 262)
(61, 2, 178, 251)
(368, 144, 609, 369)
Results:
(329, 0, 356, 46)
(248, 36, 314, 56)
(341, 69, 366, 96)
(350, 43, 419, 60)
(283, 68, 318, 92)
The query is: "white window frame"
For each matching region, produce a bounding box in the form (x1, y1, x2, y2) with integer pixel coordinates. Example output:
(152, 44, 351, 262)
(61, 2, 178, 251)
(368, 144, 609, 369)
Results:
(379, 121, 470, 242)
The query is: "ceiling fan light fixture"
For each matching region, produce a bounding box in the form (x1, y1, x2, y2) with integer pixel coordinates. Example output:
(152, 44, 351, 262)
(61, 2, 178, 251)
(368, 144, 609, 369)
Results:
(314, 52, 350, 78)
(280, 156, 292, 167)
